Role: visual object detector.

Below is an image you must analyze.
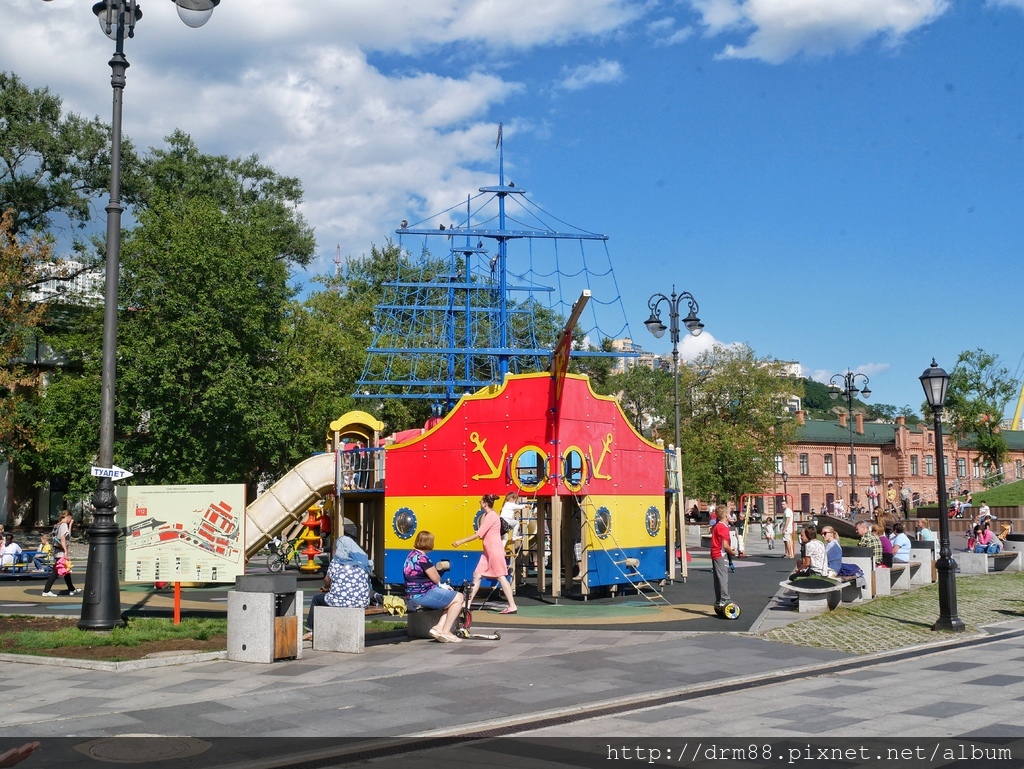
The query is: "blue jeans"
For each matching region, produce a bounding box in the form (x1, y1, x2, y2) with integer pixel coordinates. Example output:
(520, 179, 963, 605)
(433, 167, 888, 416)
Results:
(306, 592, 328, 630)
(407, 585, 459, 610)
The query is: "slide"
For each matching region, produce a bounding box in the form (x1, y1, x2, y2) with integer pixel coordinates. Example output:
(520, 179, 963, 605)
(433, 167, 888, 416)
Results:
(244, 452, 336, 559)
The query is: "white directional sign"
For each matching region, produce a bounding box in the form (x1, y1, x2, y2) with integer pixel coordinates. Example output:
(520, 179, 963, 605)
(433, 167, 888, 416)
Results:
(91, 465, 134, 480)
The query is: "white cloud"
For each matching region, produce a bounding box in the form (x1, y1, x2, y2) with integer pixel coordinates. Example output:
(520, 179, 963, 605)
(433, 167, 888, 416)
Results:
(987, 0, 1024, 9)
(648, 16, 695, 45)
(678, 330, 721, 361)
(1, 0, 644, 279)
(559, 59, 626, 91)
(687, 0, 951, 63)
(810, 363, 891, 385)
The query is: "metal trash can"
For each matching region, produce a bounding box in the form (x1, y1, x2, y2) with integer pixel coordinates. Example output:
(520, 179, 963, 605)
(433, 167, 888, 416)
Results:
(227, 574, 302, 663)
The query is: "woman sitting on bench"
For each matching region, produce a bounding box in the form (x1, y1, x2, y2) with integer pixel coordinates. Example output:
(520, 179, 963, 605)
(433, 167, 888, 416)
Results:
(404, 531, 466, 644)
(790, 525, 835, 580)
(973, 521, 1003, 554)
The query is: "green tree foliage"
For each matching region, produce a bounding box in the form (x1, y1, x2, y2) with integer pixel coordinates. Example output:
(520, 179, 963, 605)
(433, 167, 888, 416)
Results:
(942, 348, 1018, 479)
(35, 132, 315, 496)
(0, 211, 47, 460)
(0, 71, 115, 241)
(605, 363, 673, 436)
(677, 344, 801, 506)
(276, 270, 374, 463)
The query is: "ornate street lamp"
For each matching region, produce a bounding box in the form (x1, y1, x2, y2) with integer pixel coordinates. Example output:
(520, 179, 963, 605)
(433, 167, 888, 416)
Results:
(43, 0, 221, 631)
(829, 370, 871, 511)
(920, 359, 965, 632)
(645, 287, 702, 580)
(644, 287, 703, 455)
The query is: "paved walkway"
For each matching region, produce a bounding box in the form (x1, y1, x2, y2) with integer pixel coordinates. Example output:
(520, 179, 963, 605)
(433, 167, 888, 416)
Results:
(1, 534, 1022, 768)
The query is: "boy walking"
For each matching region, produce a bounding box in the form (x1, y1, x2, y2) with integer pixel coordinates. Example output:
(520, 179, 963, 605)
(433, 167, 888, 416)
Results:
(711, 503, 737, 610)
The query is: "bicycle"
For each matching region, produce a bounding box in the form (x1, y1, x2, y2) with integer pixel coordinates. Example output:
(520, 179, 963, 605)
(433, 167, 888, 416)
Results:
(265, 539, 301, 573)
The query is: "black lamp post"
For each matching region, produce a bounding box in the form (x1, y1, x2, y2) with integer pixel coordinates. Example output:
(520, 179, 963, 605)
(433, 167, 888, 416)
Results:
(829, 370, 871, 511)
(645, 288, 702, 580)
(920, 359, 965, 633)
(782, 470, 788, 501)
(644, 287, 703, 455)
(43, 0, 221, 631)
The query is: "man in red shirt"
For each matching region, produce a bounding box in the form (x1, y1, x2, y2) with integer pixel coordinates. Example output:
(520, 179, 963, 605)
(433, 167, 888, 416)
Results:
(710, 503, 737, 609)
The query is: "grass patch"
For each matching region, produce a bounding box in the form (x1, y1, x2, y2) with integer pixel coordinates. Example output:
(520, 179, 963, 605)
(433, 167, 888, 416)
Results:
(367, 619, 405, 633)
(762, 572, 1024, 655)
(0, 616, 227, 652)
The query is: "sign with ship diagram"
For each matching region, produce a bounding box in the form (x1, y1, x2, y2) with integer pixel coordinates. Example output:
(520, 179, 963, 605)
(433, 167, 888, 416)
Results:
(116, 484, 246, 583)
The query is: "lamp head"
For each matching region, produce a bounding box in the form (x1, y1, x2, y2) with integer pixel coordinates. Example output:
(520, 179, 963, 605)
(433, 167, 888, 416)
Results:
(644, 313, 667, 339)
(828, 385, 840, 400)
(682, 309, 704, 337)
(173, 0, 220, 27)
(920, 358, 950, 409)
(861, 385, 871, 399)
(93, 0, 142, 40)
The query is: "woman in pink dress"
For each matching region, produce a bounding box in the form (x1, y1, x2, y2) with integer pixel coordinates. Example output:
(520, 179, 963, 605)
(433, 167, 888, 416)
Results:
(453, 494, 518, 614)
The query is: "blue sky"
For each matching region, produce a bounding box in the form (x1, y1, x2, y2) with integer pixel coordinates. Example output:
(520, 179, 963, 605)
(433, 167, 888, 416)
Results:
(3, 0, 1023, 414)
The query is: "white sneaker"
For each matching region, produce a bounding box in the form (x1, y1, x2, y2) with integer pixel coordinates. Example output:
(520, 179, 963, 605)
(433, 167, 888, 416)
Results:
(70, 589, 82, 596)
(41, 592, 58, 597)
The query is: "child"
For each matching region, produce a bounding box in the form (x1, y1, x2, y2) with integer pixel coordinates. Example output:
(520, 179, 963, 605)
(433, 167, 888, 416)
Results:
(710, 504, 737, 611)
(32, 534, 53, 571)
(762, 513, 776, 550)
(499, 492, 527, 544)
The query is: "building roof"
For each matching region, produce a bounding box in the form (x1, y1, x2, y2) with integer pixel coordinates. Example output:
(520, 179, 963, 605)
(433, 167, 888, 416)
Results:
(795, 418, 896, 446)
(958, 430, 1024, 451)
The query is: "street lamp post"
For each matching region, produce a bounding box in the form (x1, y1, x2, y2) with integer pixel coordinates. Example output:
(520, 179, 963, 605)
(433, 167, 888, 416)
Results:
(45, 0, 221, 631)
(645, 287, 703, 579)
(829, 370, 871, 512)
(920, 359, 965, 633)
(644, 286, 704, 455)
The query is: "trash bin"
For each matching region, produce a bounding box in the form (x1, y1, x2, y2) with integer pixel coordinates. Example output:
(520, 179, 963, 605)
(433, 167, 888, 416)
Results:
(227, 574, 302, 663)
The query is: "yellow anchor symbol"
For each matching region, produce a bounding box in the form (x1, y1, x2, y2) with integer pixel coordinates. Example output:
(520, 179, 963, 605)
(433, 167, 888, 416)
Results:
(589, 433, 613, 480)
(470, 431, 507, 480)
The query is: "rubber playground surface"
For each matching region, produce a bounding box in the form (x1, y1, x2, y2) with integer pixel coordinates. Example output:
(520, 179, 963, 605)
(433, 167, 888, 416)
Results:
(0, 546, 795, 633)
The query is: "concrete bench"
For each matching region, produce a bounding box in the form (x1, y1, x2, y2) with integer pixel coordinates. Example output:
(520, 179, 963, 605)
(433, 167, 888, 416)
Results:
(778, 577, 850, 614)
(872, 563, 912, 594)
(406, 607, 445, 639)
(956, 551, 1021, 574)
(989, 552, 1022, 573)
(957, 551, 989, 575)
(311, 606, 365, 654)
(909, 541, 936, 585)
(889, 563, 915, 591)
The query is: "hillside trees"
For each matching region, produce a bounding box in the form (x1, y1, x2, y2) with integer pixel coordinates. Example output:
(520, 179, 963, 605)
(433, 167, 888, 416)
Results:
(942, 348, 1018, 480)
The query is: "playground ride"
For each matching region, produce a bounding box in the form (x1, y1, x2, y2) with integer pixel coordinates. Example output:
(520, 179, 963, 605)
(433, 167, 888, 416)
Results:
(240, 137, 681, 604)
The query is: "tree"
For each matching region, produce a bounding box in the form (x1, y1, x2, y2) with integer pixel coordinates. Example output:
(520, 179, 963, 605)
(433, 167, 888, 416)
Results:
(35, 132, 315, 497)
(677, 344, 802, 505)
(0, 71, 115, 241)
(942, 348, 1018, 481)
(606, 363, 673, 436)
(0, 211, 47, 461)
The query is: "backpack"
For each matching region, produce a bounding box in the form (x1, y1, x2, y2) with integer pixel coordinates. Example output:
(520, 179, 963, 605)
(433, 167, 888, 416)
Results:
(499, 517, 512, 536)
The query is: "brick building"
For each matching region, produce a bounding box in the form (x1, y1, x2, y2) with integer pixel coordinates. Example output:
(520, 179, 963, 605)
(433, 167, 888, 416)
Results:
(777, 412, 1024, 514)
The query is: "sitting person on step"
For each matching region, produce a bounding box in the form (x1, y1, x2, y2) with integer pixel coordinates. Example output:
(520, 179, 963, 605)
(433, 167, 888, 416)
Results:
(790, 525, 835, 579)
(973, 520, 1002, 554)
(821, 526, 843, 575)
(303, 526, 376, 641)
(404, 530, 466, 643)
(890, 522, 912, 564)
(856, 520, 883, 568)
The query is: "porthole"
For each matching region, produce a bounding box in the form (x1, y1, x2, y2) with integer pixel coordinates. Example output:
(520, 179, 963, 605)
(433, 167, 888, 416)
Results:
(594, 507, 611, 539)
(511, 445, 547, 492)
(645, 506, 662, 537)
(562, 447, 587, 492)
(392, 507, 417, 540)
